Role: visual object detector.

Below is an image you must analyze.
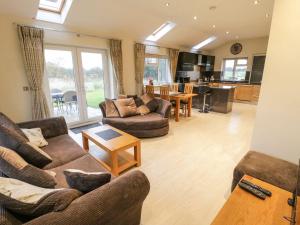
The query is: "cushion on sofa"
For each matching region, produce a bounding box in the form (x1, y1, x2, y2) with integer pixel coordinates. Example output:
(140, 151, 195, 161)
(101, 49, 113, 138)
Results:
(42, 134, 87, 170)
(113, 98, 138, 118)
(0, 177, 81, 218)
(0, 113, 28, 140)
(103, 113, 168, 131)
(64, 169, 111, 193)
(232, 151, 298, 192)
(0, 126, 52, 168)
(21, 128, 48, 147)
(105, 99, 120, 118)
(0, 147, 56, 188)
(48, 154, 108, 188)
(140, 94, 159, 112)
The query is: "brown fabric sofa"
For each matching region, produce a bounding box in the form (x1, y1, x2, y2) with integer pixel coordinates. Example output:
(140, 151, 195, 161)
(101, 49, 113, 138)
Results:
(99, 98, 171, 138)
(232, 150, 298, 192)
(0, 116, 150, 225)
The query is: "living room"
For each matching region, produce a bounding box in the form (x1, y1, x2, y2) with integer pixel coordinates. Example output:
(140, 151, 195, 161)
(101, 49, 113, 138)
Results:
(0, 0, 299, 225)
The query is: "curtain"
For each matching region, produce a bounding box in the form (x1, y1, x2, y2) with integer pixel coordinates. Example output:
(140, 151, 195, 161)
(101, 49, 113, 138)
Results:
(109, 39, 124, 94)
(17, 25, 50, 120)
(134, 43, 146, 95)
(168, 48, 180, 82)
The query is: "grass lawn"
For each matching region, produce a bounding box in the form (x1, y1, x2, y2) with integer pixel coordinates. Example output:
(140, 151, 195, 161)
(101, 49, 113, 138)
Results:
(86, 89, 105, 108)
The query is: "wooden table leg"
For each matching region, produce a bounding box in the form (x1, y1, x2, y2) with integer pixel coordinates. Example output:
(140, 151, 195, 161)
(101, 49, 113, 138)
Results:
(175, 98, 180, 122)
(134, 141, 141, 167)
(188, 97, 192, 117)
(111, 152, 119, 176)
(82, 134, 89, 151)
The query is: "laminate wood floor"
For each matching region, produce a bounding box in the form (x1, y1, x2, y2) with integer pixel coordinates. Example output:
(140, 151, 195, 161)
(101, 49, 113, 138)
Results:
(71, 103, 257, 225)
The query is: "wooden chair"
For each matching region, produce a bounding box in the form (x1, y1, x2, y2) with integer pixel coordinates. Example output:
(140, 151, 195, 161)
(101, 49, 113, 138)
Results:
(145, 85, 154, 97)
(160, 86, 170, 101)
(181, 83, 194, 116)
(170, 83, 179, 93)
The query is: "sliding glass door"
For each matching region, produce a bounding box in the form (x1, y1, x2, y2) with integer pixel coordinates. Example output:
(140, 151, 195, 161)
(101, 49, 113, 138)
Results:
(44, 46, 109, 126)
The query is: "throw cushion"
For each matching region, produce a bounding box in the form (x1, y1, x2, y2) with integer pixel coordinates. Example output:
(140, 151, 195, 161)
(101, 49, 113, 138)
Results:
(140, 94, 159, 112)
(137, 105, 151, 116)
(105, 99, 120, 118)
(0, 177, 81, 218)
(0, 126, 52, 168)
(113, 98, 138, 118)
(63, 169, 111, 193)
(0, 113, 28, 140)
(0, 147, 56, 188)
(21, 128, 48, 147)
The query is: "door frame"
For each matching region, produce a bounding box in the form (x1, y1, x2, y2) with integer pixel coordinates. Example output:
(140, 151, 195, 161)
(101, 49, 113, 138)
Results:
(44, 44, 110, 128)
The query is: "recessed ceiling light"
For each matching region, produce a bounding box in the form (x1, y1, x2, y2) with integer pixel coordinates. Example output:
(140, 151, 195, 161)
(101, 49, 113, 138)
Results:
(226, 31, 230, 35)
(254, 0, 259, 5)
(165, 2, 170, 6)
(212, 25, 216, 28)
(193, 16, 197, 20)
(192, 36, 217, 50)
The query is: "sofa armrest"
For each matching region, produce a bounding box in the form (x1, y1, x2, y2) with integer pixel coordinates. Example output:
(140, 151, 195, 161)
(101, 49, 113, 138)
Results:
(232, 151, 298, 192)
(17, 117, 68, 139)
(155, 98, 171, 118)
(24, 170, 150, 225)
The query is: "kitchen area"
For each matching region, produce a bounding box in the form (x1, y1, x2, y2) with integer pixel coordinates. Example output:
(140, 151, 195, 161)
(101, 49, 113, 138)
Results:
(175, 50, 265, 114)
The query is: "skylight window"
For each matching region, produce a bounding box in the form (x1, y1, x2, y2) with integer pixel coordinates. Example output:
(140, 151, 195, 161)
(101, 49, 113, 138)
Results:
(146, 22, 176, 42)
(192, 36, 217, 50)
(36, 0, 73, 24)
(39, 0, 65, 13)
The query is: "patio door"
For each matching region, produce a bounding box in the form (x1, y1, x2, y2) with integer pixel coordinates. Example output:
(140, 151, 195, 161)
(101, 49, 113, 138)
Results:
(44, 46, 108, 127)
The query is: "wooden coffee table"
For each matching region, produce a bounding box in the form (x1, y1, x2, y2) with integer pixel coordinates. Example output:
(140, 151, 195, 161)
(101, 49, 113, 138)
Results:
(82, 125, 141, 176)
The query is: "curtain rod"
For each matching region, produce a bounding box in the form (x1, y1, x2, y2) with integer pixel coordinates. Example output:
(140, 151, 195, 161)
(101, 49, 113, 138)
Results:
(139, 42, 179, 51)
(12, 22, 120, 41)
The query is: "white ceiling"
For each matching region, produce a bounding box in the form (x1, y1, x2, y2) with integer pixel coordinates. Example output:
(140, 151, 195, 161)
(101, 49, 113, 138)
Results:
(0, 0, 274, 50)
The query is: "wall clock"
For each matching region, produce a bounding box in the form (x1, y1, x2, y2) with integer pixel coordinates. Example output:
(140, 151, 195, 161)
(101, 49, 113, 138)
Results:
(230, 43, 243, 55)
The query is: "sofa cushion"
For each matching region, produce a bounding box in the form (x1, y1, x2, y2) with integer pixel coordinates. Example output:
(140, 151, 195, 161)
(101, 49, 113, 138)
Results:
(0, 113, 28, 140)
(21, 128, 48, 147)
(48, 154, 107, 188)
(0, 126, 52, 168)
(140, 94, 159, 112)
(63, 169, 111, 193)
(0, 177, 81, 218)
(232, 151, 298, 192)
(113, 98, 138, 118)
(103, 113, 168, 131)
(105, 99, 120, 118)
(0, 147, 56, 188)
(42, 134, 87, 170)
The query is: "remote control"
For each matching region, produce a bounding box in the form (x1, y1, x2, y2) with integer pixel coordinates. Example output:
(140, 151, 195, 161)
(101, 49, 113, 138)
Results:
(238, 182, 266, 200)
(241, 179, 272, 197)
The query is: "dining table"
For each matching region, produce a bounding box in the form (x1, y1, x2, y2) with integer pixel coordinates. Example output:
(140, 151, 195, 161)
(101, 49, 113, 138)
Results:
(154, 91, 198, 122)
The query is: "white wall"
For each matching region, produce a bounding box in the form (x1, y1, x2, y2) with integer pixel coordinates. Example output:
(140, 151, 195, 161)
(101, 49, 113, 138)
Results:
(210, 37, 269, 72)
(250, 0, 300, 163)
(0, 15, 136, 122)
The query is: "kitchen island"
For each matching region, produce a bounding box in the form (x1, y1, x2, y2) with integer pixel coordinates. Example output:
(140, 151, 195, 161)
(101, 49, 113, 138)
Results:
(193, 85, 236, 113)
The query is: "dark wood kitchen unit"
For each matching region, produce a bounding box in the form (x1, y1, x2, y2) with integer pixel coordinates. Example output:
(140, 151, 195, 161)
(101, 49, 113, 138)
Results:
(193, 85, 236, 113)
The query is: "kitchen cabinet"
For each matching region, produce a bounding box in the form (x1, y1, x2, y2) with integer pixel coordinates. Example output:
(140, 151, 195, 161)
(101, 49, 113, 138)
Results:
(209, 83, 261, 103)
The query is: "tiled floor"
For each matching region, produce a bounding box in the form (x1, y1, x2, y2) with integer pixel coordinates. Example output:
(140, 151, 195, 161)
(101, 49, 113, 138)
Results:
(71, 103, 257, 225)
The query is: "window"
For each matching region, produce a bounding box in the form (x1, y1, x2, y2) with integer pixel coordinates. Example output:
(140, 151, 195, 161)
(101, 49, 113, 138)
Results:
(36, 0, 72, 24)
(222, 58, 248, 81)
(146, 22, 176, 42)
(39, 0, 65, 13)
(144, 55, 171, 85)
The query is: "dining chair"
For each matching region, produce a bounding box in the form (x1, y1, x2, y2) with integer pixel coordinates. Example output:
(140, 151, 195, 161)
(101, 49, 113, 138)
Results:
(160, 86, 170, 101)
(170, 83, 179, 93)
(181, 83, 194, 116)
(145, 85, 154, 97)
